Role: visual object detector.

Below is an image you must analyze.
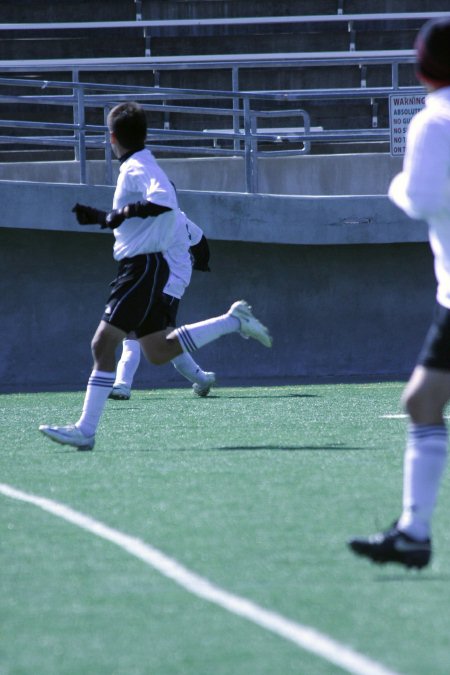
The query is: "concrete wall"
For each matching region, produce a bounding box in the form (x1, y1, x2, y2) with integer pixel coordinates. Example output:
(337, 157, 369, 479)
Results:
(0, 178, 435, 392)
(0, 154, 404, 196)
(0, 180, 427, 245)
(0, 227, 436, 392)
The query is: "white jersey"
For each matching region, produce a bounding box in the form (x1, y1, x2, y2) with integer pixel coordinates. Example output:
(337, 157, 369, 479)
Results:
(163, 213, 205, 299)
(388, 86, 450, 308)
(111, 147, 204, 299)
(112, 147, 179, 260)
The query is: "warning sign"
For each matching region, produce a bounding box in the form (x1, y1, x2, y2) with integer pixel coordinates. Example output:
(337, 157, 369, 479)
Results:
(389, 93, 426, 157)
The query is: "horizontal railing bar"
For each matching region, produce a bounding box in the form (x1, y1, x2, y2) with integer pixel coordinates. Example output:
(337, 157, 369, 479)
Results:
(0, 87, 425, 106)
(0, 12, 448, 31)
(0, 77, 247, 100)
(244, 87, 424, 100)
(0, 119, 82, 131)
(0, 135, 246, 157)
(0, 127, 391, 143)
(0, 96, 241, 117)
(0, 79, 424, 105)
(0, 50, 417, 72)
(0, 75, 424, 103)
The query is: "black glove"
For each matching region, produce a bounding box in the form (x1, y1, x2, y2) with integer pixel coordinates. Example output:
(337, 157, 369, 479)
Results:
(72, 203, 107, 226)
(72, 203, 126, 229)
(190, 235, 211, 271)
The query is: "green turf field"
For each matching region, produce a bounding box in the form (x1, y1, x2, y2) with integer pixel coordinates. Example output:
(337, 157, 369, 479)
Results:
(1, 383, 450, 675)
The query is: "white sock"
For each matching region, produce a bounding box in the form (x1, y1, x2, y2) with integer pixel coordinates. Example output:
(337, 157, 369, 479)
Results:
(114, 338, 141, 388)
(171, 352, 209, 384)
(397, 424, 448, 540)
(76, 370, 115, 437)
(174, 313, 239, 352)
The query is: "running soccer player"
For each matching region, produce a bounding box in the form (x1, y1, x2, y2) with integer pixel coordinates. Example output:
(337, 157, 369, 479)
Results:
(348, 17, 450, 569)
(39, 102, 272, 451)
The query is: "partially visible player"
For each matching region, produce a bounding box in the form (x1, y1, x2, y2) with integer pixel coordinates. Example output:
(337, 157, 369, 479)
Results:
(110, 214, 216, 400)
(39, 102, 271, 451)
(111, 339, 215, 399)
(348, 17, 450, 569)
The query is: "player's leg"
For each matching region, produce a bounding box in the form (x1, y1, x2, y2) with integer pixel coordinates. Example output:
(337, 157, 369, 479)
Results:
(402, 364, 450, 425)
(348, 304, 450, 568)
(134, 293, 216, 394)
(75, 321, 125, 433)
(111, 334, 216, 398)
(171, 352, 216, 396)
(397, 365, 450, 540)
(39, 254, 158, 450)
(347, 366, 449, 569)
(39, 321, 125, 450)
(110, 337, 141, 400)
(173, 300, 272, 353)
(140, 299, 272, 366)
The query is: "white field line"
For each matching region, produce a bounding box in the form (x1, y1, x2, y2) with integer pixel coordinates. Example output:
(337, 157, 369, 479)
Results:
(1, 482, 400, 675)
(381, 414, 450, 419)
(380, 414, 408, 419)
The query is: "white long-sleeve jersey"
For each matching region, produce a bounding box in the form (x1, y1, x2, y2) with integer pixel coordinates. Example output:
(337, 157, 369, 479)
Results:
(111, 147, 204, 299)
(388, 86, 450, 308)
(112, 148, 179, 260)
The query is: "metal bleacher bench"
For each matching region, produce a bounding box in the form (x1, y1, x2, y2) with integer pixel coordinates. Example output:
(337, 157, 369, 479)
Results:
(0, 12, 449, 54)
(203, 126, 324, 149)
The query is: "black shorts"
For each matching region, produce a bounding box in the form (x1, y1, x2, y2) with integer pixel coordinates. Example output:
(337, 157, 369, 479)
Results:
(417, 302, 450, 371)
(102, 253, 179, 338)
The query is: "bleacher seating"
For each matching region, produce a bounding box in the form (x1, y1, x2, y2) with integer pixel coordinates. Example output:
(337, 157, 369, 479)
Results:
(0, 1, 449, 161)
(0, 0, 135, 22)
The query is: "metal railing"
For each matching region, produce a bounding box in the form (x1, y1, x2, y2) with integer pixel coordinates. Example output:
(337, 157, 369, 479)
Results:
(0, 75, 424, 192)
(0, 48, 419, 91)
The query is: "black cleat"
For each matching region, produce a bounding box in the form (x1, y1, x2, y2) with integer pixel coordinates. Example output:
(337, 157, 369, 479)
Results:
(348, 523, 431, 569)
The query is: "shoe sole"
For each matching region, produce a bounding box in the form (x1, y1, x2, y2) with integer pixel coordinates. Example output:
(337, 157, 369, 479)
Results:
(39, 428, 94, 451)
(193, 376, 216, 397)
(193, 386, 212, 397)
(109, 393, 131, 400)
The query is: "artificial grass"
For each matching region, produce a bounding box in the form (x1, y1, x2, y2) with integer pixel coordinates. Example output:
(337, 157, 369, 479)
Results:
(1, 384, 449, 675)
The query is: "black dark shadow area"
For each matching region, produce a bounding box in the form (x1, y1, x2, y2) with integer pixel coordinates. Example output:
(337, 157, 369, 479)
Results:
(205, 443, 366, 452)
(97, 443, 370, 454)
(213, 393, 320, 399)
(375, 573, 450, 582)
(130, 393, 320, 401)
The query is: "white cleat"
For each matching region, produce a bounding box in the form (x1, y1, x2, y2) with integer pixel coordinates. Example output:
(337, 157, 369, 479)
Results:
(109, 384, 131, 400)
(192, 372, 216, 397)
(228, 300, 272, 348)
(39, 424, 95, 451)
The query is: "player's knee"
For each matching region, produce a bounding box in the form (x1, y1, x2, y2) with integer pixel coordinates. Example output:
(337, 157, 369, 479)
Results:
(91, 333, 103, 361)
(91, 330, 113, 362)
(402, 387, 420, 418)
(402, 386, 442, 422)
(140, 342, 165, 365)
(147, 351, 165, 365)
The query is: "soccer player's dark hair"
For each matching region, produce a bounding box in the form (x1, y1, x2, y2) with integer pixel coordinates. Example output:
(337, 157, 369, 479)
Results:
(107, 102, 147, 150)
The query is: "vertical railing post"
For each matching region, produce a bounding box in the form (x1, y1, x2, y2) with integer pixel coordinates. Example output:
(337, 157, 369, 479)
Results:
(104, 105, 113, 185)
(243, 96, 257, 194)
(392, 61, 399, 90)
(76, 83, 87, 184)
(232, 66, 240, 152)
(72, 68, 79, 161)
